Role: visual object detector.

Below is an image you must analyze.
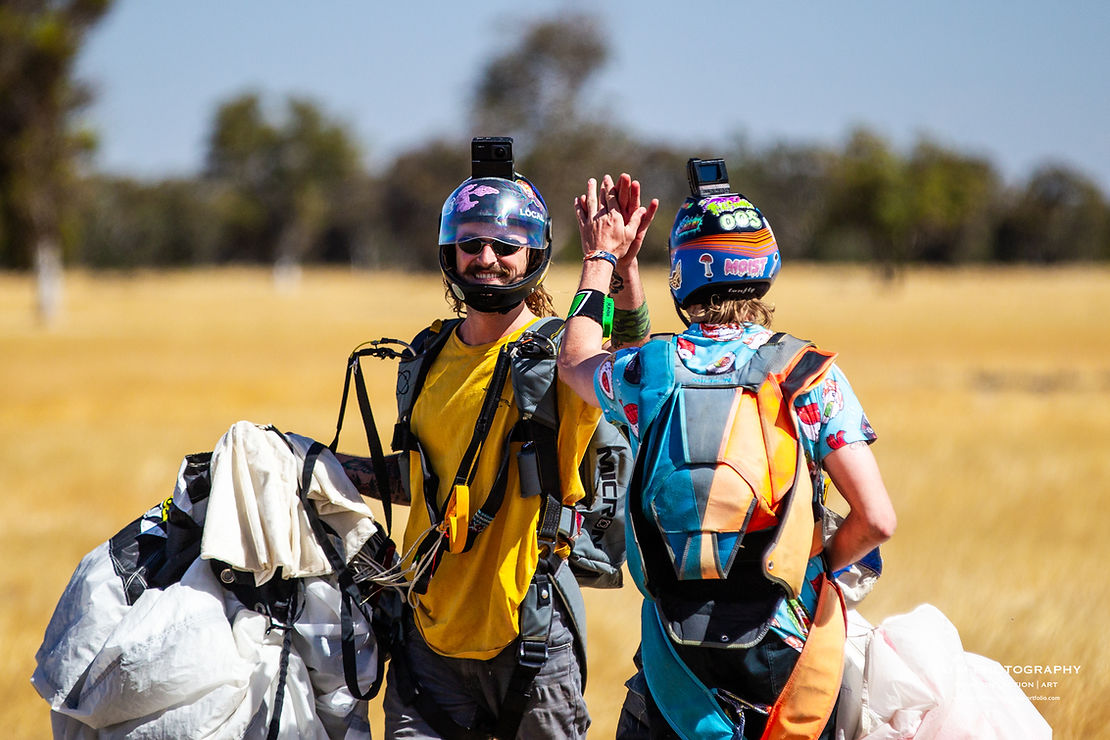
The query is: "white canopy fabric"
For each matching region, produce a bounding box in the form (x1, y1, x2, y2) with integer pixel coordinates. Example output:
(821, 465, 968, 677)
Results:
(33, 422, 379, 738)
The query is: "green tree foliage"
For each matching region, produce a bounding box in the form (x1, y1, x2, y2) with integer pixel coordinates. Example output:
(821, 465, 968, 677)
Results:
(377, 141, 467, 269)
(727, 140, 836, 262)
(994, 166, 1110, 262)
(74, 176, 221, 267)
(203, 93, 366, 265)
(902, 140, 1000, 263)
(467, 14, 685, 262)
(0, 0, 111, 272)
(818, 128, 914, 271)
(471, 13, 606, 145)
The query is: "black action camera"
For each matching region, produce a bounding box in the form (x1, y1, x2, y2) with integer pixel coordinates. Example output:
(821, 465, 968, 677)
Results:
(686, 157, 731, 198)
(471, 137, 515, 179)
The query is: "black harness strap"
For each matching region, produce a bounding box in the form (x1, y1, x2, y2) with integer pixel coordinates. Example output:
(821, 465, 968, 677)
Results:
(294, 440, 382, 701)
(265, 614, 297, 740)
(331, 341, 413, 536)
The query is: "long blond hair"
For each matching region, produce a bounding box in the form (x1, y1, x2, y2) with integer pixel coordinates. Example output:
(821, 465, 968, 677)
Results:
(686, 296, 775, 327)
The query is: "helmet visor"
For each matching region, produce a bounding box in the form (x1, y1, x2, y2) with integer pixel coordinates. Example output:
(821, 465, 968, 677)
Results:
(439, 178, 548, 249)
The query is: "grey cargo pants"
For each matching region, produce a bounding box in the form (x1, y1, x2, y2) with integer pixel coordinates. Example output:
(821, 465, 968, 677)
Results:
(383, 598, 589, 739)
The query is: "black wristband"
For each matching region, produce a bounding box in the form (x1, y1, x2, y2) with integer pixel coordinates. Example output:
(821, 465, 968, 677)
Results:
(567, 289, 614, 338)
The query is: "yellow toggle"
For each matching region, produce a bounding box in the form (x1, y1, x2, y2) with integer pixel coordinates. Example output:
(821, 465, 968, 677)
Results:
(444, 484, 470, 554)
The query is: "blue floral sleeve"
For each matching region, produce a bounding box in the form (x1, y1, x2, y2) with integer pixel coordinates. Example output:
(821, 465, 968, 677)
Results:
(793, 363, 877, 463)
(593, 347, 645, 455)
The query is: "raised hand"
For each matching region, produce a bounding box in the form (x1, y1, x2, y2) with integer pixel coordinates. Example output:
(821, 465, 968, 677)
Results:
(613, 173, 659, 266)
(575, 175, 646, 260)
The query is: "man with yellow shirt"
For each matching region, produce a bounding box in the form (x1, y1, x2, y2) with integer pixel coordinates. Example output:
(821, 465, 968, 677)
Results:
(349, 140, 639, 739)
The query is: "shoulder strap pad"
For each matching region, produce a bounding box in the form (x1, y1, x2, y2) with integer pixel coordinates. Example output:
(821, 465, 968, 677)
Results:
(738, 332, 836, 402)
(393, 318, 462, 451)
(508, 317, 563, 430)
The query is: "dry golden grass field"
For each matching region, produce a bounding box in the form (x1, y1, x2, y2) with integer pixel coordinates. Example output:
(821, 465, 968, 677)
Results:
(3, 264, 1108, 738)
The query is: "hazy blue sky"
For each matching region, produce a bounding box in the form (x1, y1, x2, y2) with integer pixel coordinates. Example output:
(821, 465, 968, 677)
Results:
(76, 0, 1110, 192)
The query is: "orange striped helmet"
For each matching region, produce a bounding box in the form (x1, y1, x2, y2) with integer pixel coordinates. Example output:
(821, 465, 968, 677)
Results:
(668, 193, 780, 309)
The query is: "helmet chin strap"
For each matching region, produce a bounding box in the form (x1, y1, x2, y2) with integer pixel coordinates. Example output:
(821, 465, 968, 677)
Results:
(466, 295, 525, 315)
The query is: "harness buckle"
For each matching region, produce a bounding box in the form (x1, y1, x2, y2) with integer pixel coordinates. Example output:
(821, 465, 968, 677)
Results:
(517, 639, 549, 669)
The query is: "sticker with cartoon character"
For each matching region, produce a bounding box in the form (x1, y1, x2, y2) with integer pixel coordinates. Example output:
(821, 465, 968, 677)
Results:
(453, 183, 499, 212)
(669, 261, 683, 291)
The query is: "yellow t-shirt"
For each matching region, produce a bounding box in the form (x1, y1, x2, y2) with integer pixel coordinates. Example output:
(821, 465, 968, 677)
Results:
(403, 319, 601, 659)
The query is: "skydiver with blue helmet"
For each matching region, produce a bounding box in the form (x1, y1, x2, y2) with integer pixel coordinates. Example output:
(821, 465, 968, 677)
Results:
(557, 164, 897, 740)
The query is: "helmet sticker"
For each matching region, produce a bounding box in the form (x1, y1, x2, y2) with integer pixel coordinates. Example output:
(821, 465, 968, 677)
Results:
(668, 261, 683, 291)
(718, 209, 763, 231)
(722, 257, 769, 278)
(703, 195, 756, 216)
(699, 253, 714, 277)
(453, 183, 500, 213)
(518, 205, 546, 223)
(515, 179, 538, 201)
(675, 214, 703, 236)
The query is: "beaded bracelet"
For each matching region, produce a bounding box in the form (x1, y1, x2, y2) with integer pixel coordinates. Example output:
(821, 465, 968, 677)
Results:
(583, 250, 618, 267)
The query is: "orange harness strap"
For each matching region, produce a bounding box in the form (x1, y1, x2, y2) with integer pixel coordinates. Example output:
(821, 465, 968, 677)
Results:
(762, 574, 846, 740)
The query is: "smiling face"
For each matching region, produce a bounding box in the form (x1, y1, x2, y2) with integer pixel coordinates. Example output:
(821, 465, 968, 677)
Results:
(453, 222, 533, 286)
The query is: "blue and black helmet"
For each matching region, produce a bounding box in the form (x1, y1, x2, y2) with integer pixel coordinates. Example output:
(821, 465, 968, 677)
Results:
(438, 176, 551, 313)
(668, 192, 781, 312)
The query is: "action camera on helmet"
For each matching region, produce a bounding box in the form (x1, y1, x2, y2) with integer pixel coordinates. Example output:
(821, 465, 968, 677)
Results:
(471, 137, 515, 180)
(686, 157, 732, 198)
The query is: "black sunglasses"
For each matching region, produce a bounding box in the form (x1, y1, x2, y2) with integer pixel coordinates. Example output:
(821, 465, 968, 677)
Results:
(456, 238, 526, 257)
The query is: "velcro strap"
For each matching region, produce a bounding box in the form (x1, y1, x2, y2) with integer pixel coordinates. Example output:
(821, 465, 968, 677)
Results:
(558, 505, 583, 541)
(537, 493, 563, 544)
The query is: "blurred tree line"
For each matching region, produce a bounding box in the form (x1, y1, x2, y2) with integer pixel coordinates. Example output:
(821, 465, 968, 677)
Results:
(3, 12, 1109, 279)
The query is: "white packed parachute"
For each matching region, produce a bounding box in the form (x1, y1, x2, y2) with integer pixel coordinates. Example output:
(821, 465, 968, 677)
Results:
(835, 605, 1052, 739)
(32, 421, 394, 739)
